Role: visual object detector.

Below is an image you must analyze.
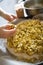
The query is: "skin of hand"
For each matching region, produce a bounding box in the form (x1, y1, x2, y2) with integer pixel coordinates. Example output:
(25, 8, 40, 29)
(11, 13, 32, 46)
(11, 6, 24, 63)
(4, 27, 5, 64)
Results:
(0, 24, 16, 38)
(0, 8, 17, 38)
(0, 8, 17, 21)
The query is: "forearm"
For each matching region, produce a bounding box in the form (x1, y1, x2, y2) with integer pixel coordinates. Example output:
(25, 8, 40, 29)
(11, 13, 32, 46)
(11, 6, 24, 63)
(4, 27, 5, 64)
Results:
(0, 8, 2, 16)
(0, 27, 3, 38)
(0, 8, 7, 18)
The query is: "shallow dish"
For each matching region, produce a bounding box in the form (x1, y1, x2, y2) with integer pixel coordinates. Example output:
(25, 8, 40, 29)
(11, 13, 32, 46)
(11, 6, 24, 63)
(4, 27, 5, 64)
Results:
(6, 19, 43, 64)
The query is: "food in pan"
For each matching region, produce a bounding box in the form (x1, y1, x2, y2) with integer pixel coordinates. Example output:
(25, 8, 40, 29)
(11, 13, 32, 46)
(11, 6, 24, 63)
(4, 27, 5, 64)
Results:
(7, 19, 43, 63)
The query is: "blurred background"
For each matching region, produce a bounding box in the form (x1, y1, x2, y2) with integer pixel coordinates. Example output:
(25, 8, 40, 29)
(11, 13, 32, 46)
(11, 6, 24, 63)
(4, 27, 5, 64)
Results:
(0, 0, 43, 26)
(0, 0, 19, 26)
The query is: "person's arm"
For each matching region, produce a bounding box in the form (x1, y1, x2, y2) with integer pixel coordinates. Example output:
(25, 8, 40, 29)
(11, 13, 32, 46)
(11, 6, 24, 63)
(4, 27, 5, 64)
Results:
(0, 8, 17, 38)
(0, 8, 17, 21)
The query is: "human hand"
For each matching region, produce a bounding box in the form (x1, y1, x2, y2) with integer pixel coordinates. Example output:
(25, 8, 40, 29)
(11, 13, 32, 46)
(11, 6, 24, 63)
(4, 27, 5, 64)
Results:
(0, 24, 16, 38)
(0, 8, 17, 21)
(3, 14, 17, 21)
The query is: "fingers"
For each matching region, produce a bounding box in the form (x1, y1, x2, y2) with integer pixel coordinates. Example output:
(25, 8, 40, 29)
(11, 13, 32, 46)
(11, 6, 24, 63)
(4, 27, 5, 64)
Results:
(0, 24, 16, 38)
(7, 15, 14, 21)
(9, 15, 17, 22)
(0, 24, 16, 29)
(3, 28, 16, 38)
(2, 12, 17, 21)
(0, 28, 16, 38)
(11, 15, 17, 19)
(4, 14, 15, 21)
(7, 15, 17, 21)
